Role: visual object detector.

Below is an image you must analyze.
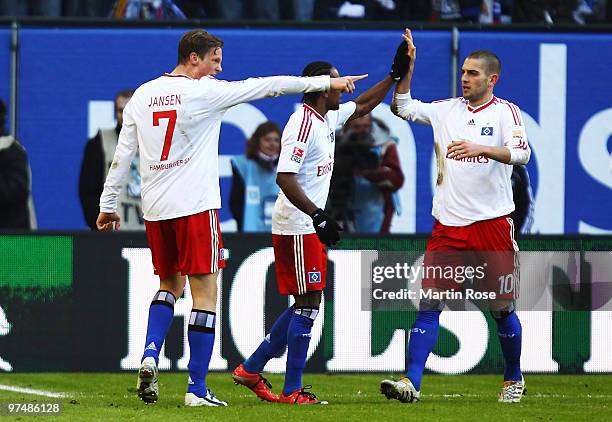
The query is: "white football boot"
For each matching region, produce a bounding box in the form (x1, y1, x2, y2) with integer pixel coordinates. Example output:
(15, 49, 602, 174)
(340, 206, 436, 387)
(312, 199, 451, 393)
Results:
(185, 389, 228, 407)
(137, 357, 159, 404)
(380, 377, 420, 403)
(499, 376, 526, 403)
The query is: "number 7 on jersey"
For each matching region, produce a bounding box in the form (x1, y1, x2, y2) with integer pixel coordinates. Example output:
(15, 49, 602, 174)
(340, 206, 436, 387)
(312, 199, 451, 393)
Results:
(153, 110, 177, 161)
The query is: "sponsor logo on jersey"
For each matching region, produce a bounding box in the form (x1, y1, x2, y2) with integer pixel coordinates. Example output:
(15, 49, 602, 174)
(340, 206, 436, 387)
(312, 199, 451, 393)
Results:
(512, 129, 524, 138)
(308, 271, 321, 283)
(481, 126, 493, 136)
(291, 147, 304, 163)
(316, 160, 334, 176)
(449, 155, 490, 164)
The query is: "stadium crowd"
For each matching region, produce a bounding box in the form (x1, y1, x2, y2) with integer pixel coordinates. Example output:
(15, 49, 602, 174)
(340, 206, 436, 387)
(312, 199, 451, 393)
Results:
(0, 0, 610, 24)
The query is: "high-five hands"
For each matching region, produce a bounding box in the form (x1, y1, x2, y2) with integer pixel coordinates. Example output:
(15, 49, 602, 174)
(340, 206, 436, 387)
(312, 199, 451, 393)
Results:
(330, 74, 368, 93)
(390, 28, 417, 80)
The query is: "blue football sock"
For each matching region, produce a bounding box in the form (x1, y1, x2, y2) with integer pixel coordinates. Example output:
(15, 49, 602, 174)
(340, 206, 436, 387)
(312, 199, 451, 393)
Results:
(142, 290, 176, 365)
(244, 306, 293, 374)
(283, 307, 318, 396)
(494, 311, 522, 381)
(405, 310, 441, 391)
(187, 309, 216, 396)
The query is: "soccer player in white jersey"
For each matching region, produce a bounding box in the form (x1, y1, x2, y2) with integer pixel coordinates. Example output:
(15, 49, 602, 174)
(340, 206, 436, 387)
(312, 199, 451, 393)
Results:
(232, 34, 413, 404)
(380, 30, 530, 404)
(96, 29, 366, 407)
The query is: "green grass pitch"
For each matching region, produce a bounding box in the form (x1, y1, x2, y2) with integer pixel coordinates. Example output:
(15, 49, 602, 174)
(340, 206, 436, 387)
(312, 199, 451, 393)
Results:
(1, 373, 611, 421)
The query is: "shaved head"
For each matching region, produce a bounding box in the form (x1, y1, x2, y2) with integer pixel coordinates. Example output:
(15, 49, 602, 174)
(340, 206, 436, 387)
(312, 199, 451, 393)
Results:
(466, 50, 501, 76)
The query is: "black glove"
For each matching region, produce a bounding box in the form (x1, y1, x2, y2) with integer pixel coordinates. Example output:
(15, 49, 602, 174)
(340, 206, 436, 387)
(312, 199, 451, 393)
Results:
(389, 40, 410, 81)
(310, 208, 341, 246)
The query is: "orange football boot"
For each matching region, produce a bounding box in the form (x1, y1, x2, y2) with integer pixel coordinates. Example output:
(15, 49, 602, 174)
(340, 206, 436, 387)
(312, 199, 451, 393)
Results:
(278, 385, 327, 405)
(232, 364, 278, 402)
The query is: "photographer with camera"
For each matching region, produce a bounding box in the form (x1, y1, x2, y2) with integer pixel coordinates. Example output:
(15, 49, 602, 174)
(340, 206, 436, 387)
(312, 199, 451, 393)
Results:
(330, 113, 404, 233)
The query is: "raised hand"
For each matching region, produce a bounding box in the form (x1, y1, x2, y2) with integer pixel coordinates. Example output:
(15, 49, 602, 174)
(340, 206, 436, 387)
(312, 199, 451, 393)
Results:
(390, 28, 416, 80)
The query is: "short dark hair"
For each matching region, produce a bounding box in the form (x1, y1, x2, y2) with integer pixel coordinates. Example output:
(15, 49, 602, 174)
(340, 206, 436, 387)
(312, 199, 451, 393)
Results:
(116, 89, 134, 101)
(177, 29, 223, 65)
(245, 121, 281, 159)
(467, 50, 501, 76)
(302, 61, 334, 104)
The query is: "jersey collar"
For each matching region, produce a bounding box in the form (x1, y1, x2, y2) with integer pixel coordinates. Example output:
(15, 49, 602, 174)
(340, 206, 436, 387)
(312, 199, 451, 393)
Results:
(466, 96, 496, 113)
(163, 73, 194, 80)
(303, 104, 325, 122)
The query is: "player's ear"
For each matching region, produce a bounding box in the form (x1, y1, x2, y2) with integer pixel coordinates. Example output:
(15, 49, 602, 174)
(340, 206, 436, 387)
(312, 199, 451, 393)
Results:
(489, 73, 499, 87)
(189, 51, 199, 64)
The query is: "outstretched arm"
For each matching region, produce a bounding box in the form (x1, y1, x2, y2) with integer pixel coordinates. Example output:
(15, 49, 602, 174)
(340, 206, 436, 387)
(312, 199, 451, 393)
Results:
(203, 74, 368, 110)
(348, 76, 395, 122)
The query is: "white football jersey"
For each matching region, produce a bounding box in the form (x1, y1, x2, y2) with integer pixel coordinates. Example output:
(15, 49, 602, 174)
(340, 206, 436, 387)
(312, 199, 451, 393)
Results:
(393, 92, 531, 227)
(272, 101, 357, 235)
(99, 74, 330, 221)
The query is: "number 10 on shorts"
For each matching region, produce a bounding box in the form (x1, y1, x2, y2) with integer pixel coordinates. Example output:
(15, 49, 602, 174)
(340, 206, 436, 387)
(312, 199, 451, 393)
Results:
(498, 274, 514, 295)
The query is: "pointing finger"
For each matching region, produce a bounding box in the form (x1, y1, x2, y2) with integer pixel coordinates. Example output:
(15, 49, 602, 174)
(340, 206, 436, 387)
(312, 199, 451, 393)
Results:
(349, 74, 368, 82)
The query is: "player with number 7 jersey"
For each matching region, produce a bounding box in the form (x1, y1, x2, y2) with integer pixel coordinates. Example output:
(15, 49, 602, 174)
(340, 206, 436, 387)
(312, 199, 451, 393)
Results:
(96, 29, 367, 408)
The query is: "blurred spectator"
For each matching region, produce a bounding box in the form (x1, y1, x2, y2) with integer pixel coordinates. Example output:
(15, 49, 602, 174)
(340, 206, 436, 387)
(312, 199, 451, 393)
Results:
(315, 0, 401, 20)
(63, 0, 114, 17)
(397, 0, 433, 20)
(572, 0, 593, 23)
(431, 0, 462, 20)
(215, 0, 301, 20)
(230, 121, 281, 232)
(0, 0, 61, 16)
(510, 164, 534, 234)
(0, 99, 35, 230)
(513, 0, 581, 23)
(216, 0, 243, 19)
(252, 0, 280, 19)
(79, 89, 144, 230)
(174, 0, 209, 18)
(111, 0, 186, 19)
(294, 0, 316, 20)
(330, 114, 404, 233)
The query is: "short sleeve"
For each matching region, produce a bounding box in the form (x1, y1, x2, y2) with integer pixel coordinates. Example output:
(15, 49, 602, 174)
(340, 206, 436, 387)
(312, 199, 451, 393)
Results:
(336, 101, 357, 127)
(277, 110, 313, 174)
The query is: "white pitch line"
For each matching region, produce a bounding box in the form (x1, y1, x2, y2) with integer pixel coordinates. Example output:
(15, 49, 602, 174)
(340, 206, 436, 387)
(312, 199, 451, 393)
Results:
(0, 384, 69, 398)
